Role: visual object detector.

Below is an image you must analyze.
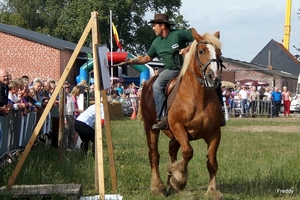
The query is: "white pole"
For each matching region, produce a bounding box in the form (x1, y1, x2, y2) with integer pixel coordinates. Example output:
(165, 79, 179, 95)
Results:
(297, 73, 300, 94)
(110, 10, 113, 83)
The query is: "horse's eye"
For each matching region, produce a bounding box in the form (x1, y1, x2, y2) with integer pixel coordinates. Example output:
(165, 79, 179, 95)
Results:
(198, 50, 204, 54)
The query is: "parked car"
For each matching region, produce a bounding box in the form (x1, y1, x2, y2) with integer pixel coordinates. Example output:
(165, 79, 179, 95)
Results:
(290, 94, 300, 112)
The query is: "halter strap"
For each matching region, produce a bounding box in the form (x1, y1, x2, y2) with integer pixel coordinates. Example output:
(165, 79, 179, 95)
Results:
(189, 41, 225, 87)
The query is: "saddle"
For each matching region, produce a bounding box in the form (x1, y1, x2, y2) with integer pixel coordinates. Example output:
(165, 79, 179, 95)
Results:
(165, 75, 182, 111)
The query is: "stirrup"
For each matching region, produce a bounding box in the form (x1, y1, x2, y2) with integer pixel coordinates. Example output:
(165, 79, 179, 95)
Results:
(152, 118, 169, 130)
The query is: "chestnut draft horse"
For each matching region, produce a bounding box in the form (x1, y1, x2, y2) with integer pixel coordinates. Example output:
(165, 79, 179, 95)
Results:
(140, 28, 223, 198)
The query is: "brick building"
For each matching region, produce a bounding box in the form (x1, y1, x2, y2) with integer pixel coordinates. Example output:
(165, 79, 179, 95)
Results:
(222, 57, 298, 93)
(0, 23, 91, 85)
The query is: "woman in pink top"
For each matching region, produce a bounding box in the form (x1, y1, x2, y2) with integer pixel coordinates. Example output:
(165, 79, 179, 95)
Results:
(282, 86, 291, 117)
(71, 86, 84, 117)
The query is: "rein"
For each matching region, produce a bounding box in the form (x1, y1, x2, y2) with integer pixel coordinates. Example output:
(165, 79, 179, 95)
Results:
(188, 41, 226, 87)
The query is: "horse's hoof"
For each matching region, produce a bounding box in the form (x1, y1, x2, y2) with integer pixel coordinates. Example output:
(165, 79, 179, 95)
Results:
(169, 173, 187, 191)
(151, 184, 167, 197)
(206, 190, 223, 200)
(165, 183, 178, 196)
(151, 189, 167, 197)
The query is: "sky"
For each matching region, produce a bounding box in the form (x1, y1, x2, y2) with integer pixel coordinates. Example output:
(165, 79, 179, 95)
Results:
(179, 0, 300, 62)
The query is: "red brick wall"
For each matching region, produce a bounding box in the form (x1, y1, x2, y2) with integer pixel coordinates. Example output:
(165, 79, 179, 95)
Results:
(0, 32, 73, 84)
(60, 49, 76, 84)
(223, 61, 297, 93)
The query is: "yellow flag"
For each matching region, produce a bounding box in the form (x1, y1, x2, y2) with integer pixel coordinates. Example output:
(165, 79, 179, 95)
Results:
(112, 23, 122, 51)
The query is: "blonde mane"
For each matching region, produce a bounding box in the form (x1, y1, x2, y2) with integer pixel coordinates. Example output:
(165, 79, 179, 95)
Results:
(179, 32, 222, 77)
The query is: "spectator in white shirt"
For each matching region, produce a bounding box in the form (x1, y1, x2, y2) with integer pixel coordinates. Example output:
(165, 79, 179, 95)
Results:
(74, 103, 104, 155)
(239, 85, 249, 116)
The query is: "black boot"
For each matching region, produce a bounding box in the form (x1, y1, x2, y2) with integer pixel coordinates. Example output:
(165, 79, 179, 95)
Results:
(152, 117, 169, 130)
(216, 84, 226, 127)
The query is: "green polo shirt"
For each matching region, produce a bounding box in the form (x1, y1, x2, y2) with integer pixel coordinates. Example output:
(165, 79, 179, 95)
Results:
(147, 29, 194, 70)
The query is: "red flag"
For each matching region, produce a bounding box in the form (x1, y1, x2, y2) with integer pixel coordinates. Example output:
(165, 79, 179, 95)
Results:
(112, 22, 122, 51)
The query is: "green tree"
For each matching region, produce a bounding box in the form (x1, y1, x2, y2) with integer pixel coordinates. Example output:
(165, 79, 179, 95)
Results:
(0, 0, 190, 54)
(0, 0, 65, 35)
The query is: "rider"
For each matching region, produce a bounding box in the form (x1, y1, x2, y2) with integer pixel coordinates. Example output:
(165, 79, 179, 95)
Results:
(125, 13, 225, 129)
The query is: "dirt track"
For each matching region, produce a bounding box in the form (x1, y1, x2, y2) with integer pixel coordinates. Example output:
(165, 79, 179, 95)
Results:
(228, 117, 300, 133)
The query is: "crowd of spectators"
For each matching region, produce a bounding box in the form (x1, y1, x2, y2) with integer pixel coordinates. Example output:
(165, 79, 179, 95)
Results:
(0, 72, 58, 118)
(0, 69, 143, 152)
(222, 84, 292, 118)
(105, 81, 144, 116)
(0, 70, 109, 156)
(0, 71, 87, 152)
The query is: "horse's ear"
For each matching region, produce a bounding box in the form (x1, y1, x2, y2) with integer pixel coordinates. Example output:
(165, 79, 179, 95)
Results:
(191, 28, 198, 35)
(214, 31, 220, 39)
(191, 28, 202, 41)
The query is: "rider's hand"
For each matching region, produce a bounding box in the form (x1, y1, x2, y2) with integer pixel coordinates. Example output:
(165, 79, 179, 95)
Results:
(179, 46, 190, 55)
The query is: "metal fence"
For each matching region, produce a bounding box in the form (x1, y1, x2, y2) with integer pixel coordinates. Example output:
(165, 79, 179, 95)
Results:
(228, 99, 274, 118)
(0, 106, 59, 161)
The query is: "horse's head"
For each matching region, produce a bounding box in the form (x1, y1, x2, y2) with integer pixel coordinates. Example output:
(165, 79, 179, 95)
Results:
(181, 28, 223, 88)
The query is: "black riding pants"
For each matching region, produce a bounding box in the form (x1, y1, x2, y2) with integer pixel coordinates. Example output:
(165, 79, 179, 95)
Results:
(74, 120, 95, 154)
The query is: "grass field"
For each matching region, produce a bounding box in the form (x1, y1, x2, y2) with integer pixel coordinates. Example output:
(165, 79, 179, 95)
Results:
(0, 117, 300, 199)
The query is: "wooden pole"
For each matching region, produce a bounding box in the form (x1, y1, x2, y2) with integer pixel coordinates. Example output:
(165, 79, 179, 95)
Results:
(90, 11, 105, 200)
(6, 14, 93, 189)
(58, 87, 65, 161)
(101, 90, 117, 192)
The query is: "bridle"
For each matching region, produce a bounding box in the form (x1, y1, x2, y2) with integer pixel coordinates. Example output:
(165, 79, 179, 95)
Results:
(189, 41, 226, 87)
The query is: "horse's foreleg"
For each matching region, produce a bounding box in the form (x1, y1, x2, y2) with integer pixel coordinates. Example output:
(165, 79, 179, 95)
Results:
(206, 132, 223, 199)
(167, 138, 180, 186)
(167, 130, 193, 192)
(169, 138, 180, 162)
(145, 127, 166, 196)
